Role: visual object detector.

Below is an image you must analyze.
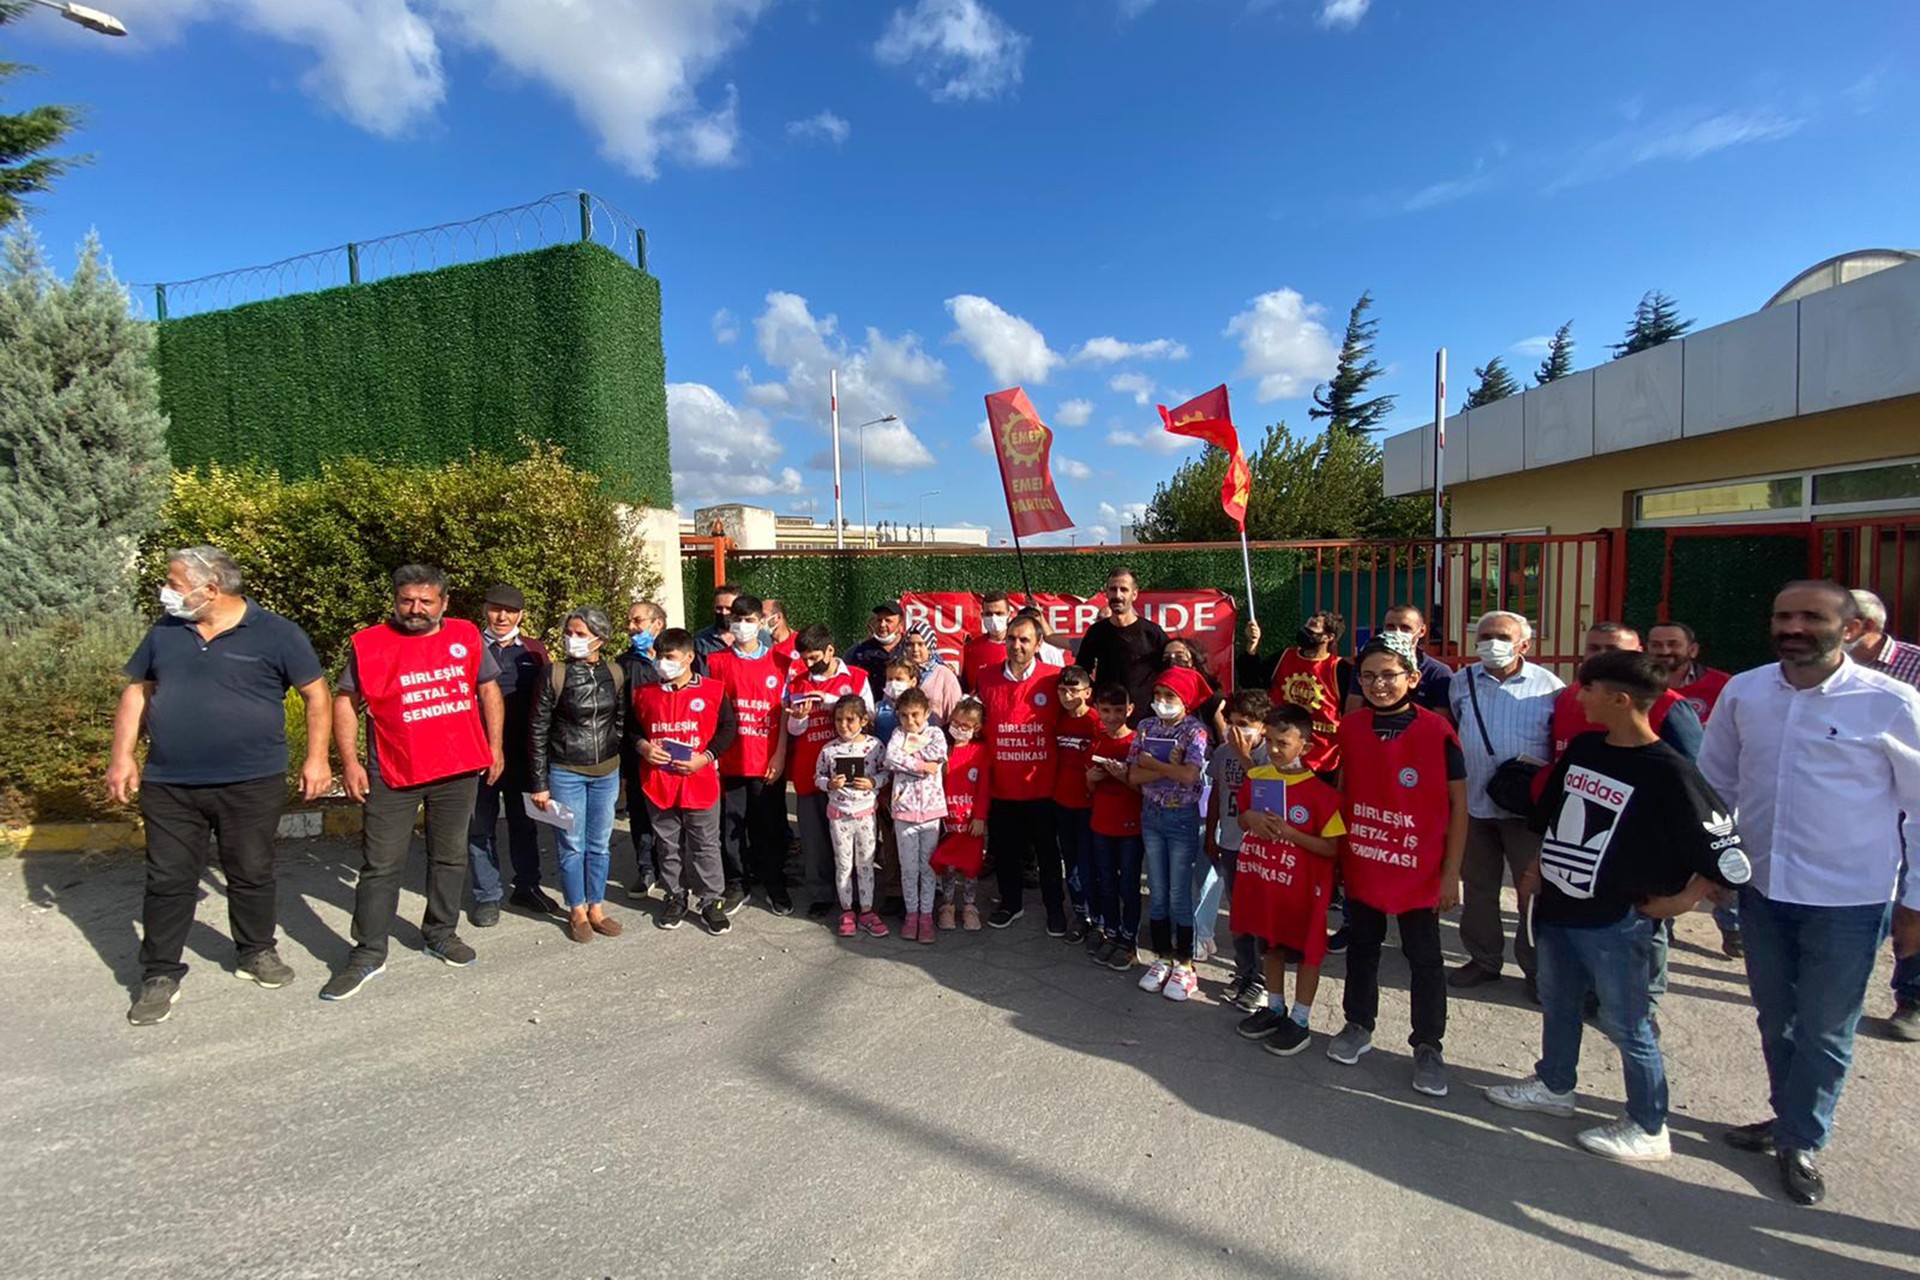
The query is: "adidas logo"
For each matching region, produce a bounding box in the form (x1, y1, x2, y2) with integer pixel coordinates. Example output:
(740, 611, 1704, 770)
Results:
(1702, 810, 1736, 839)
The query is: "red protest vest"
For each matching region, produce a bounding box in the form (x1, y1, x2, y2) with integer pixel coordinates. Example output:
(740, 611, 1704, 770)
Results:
(350, 619, 492, 789)
(1272, 648, 1344, 772)
(1549, 685, 1682, 758)
(1052, 711, 1099, 809)
(978, 661, 1062, 801)
(1675, 667, 1731, 724)
(633, 675, 724, 810)
(1232, 771, 1343, 958)
(706, 646, 785, 778)
(961, 635, 1007, 692)
(785, 663, 869, 797)
(1090, 726, 1142, 837)
(1337, 708, 1458, 914)
(942, 741, 990, 836)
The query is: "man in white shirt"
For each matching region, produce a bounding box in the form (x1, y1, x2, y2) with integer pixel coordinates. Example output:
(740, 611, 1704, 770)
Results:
(1699, 580, 1920, 1208)
(1447, 611, 1564, 999)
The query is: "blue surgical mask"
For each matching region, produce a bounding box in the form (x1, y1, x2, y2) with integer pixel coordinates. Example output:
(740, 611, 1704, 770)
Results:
(630, 631, 654, 655)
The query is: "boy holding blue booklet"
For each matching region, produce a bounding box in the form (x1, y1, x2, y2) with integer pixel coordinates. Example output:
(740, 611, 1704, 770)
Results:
(1232, 704, 1346, 1056)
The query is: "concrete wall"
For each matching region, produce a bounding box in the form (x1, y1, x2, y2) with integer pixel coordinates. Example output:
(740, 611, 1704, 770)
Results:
(621, 506, 686, 627)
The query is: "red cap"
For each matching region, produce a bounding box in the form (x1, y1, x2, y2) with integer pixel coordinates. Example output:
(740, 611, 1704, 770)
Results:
(1151, 665, 1212, 712)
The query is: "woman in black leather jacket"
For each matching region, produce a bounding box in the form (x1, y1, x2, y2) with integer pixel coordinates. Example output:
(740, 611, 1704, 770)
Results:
(529, 607, 627, 942)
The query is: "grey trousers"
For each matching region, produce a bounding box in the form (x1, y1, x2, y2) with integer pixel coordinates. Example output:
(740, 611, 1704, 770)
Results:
(648, 799, 723, 907)
(1459, 815, 1540, 978)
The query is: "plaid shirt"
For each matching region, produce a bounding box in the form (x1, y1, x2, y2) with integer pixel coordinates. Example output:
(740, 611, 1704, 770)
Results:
(1865, 636, 1920, 690)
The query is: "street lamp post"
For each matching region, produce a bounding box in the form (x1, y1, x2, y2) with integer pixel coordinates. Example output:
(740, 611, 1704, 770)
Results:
(856, 414, 897, 548)
(29, 0, 127, 35)
(918, 490, 940, 546)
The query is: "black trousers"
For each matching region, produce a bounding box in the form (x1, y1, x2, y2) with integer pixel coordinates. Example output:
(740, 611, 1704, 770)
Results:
(722, 776, 787, 890)
(623, 746, 659, 888)
(1342, 900, 1448, 1052)
(990, 797, 1064, 918)
(138, 774, 287, 982)
(349, 769, 478, 966)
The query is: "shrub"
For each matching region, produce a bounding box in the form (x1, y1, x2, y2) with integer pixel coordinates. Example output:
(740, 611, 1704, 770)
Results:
(0, 614, 149, 822)
(145, 441, 664, 663)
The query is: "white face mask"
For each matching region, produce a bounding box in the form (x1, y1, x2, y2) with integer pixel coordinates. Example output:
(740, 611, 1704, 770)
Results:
(949, 726, 975, 744)
(565, 635, 593, 659)
(730, 620, 759, 644)
(1476, 637, 1517, 669)
(884, 679, 910, 699)
(490, 625, 521, 645)
(982, 614, 1008, 636)
(656, 657, 687, 681)
(1152, 699, 1184, 721)
(159, 584, 206, 620)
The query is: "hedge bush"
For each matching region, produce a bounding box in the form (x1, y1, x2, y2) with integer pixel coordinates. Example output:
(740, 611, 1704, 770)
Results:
(0, 614, 149, 823)
(155, 242, 671, 507)
(146, 443, 664, 664)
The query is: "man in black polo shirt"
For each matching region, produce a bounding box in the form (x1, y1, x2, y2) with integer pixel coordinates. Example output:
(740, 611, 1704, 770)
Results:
(1340, 604, 1454, 719)
(107, 546, 333, 1026)
(1077, 567, 1169, 715)
(467, 583, 559, 927)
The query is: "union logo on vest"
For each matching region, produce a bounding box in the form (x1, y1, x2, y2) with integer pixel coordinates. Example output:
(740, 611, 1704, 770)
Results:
(1398, 767, 1420, 788)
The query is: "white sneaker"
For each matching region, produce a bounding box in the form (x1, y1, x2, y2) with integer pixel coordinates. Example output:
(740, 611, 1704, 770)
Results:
(1193, 937, 1218, 964)
(1485, 1075, 1577, 1118)
(1138, 958, 1174, 992)
(1576, 1116, 1671, 1162)
(1162, 964, 1199, 1001)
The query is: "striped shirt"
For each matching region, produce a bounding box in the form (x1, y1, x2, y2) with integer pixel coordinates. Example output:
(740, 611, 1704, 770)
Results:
(1864, 635, 1920, 689)
(1449, 660, 1564, 819)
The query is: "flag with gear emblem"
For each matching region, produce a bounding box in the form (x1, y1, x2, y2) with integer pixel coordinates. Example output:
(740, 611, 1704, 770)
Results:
(984, 386, 1074, 537)
(1158, 384, 1250, 530)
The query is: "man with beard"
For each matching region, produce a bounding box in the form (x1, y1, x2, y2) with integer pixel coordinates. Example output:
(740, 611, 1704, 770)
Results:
(1701, 580, 1920, 1206)
(1077, 567, 1169, 718)
(324, 565, 505, 1001)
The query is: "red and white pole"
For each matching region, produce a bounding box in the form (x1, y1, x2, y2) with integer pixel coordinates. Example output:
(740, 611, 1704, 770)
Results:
(831, 368, 845, 550)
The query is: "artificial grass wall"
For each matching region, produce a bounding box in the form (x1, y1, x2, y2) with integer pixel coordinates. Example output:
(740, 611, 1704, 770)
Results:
(155, 242, 670, 507)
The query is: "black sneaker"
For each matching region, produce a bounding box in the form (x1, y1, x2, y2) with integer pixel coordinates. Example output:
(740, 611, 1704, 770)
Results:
(235, 947, 296, 988)
(510, 887, 567, 919)
(1065, 916, 1090, 945)
(627, 878, 656, 902)
(1084, 927, 1108, 957)
(721, 885, 749, 917)
(660, 894, 690, 930)
(1325, 926, 1350, 955)
(319, 962, 386, 1002)
(424, 936, 477, 967)
(1092, 935, 1118, 965)
(470, 900, 502, 929)
(1721, 928, 1745, 960)
(768, 888, 795, 917)
(1233, 982, 1269, 1014)
(701, 899, 732, 936)
(1264, 1019, 1313, 1057)
(1237, 1006, 1287, 1040)
(1222, 973, 1251, 1006)
(127, 976, 181, 1025)
(1104, 943, 1138, 972)
(1044, 910, 1068, 938)
(988, 906, 1024, 929)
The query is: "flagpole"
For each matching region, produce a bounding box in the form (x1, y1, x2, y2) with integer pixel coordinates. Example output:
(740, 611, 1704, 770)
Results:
(1238, 528, 1258, 627)
(1009, 527, 1035, 600)
(1432, 348, 1447, 631)
(831, 368, 845, 551)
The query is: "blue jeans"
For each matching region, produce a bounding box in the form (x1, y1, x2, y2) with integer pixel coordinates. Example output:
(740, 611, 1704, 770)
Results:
(1739, 887, 1891, 1152)
(1536, 912, 1668, 1133)
(1194, 857, 1225, 944)
(1142, 803, 1200, 926)
(1090, 832, 1143, 940)
(549, 767, 620, 909)
(1892, 855, 1920, 1003)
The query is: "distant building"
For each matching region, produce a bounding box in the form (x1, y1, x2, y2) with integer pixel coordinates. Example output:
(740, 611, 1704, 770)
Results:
(684, 504, 991, 550)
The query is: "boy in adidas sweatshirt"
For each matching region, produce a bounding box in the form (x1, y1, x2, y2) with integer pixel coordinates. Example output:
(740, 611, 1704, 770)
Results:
(1486, 649, 1749, 1165)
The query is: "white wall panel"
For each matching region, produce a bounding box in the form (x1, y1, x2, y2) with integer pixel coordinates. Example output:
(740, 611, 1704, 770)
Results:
(1524, 368, 1595, 468)
(1466, 398, 1525, 480)
(1593, 341, 1682, 454)
(1682, 304, 1799, 437)
(1443, 414, 1470, 487)
(1798, 260, 1920, 413)
(1382, 425, 1431, 496)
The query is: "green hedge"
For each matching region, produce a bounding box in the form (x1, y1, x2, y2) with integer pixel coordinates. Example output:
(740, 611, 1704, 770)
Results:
(156, 242, 670, 507)
(1624, 528, 1806, 673)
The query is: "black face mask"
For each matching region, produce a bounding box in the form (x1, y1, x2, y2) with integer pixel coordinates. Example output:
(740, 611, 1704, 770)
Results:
(714, 610, 731, 631)
(808, 659, 831, 677)
(1370, 691, 1415, 715)
(1298, 628, 1326, 650)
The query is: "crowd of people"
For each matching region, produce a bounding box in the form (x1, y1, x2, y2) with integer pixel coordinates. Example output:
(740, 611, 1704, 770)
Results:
(108, 551, 1920, 1208)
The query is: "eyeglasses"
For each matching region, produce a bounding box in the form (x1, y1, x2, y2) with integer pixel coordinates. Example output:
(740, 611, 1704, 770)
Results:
(1357, 672, 1411, 685)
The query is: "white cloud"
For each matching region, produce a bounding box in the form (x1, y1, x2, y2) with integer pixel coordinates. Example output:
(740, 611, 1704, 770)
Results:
(1054, 456, 1093, 481)
(787, 109, 851, 145)
(1099, 500, 1151, 532)
(1109, 372, 1156, 405)
(712, 308, 739, 344)
(945, 294, 1063, 386)
(1074, 336, 1190, 365)
(1551, 107, 1803, 191)
(1116, 0, 1157, 18)
(747, 291, 943, 473)
(1055, 398, 1095, 427)
(972, 419, 996, 457)
(667, 382, 805, 506)
(874, 0, 1028, 103)
(141, 0, 772, 178)
(1318, 0, 1370, 29)
(1104, 427, 1191, 454)
(1511, 334, 1554, 358)
(1225, 288, 1340, 402)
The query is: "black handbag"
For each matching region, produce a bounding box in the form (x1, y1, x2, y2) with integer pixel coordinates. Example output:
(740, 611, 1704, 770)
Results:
(1464, 668, 1543, 817)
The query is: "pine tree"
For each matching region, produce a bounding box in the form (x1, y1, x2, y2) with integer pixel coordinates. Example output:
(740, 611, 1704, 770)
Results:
(1611, 291, 1693, 358)
(1309, 290, 1396, 436)
(1534, 321, 1575, 385)
(0, 226, 170, 620)
(1462, 356, 1521, 410)
(0, 2, 85, 225)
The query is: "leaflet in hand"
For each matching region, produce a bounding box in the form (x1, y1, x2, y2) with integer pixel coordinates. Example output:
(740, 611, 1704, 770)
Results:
(524, 793, 578, 835)
(1140, 736, 1177, 763)
(836, 752, 867, 781)
(1248, 778, 1287, 818)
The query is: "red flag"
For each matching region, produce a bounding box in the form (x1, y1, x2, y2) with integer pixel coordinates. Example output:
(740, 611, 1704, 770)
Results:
(1159, 384, 1250, 530)
(984, 387, 1074, 538)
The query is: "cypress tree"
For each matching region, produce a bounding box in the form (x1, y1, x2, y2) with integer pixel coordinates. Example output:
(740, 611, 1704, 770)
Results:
(1534, 321, 1575, 385)
(1612, 291, 1693, 358)
(1309, 290, 1395, 436)
(1462, 356, 1521, 410)
(0, 2, 85, 224)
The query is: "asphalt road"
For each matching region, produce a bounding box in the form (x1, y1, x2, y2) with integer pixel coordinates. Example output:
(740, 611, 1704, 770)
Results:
(6, 838, 1919, 1280)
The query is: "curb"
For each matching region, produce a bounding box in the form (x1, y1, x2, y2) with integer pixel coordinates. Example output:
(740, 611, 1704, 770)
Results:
(1, 806, 364, 857)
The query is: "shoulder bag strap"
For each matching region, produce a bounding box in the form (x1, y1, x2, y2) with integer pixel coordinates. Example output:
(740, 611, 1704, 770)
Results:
(1463, 667, 1496, 758)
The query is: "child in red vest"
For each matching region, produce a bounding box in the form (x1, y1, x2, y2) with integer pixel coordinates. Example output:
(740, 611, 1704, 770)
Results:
(1052, 667, 1100, 943)
(933, 698, 990, 931)
(704, 593, 789, 915)
(816, 695, 888, 938)
(886, 686, 948, 943)
(1231, 704, 1347, 1056)
(1088, 683, 1145, 969)
(632, 629, 738, 936)
(1329, 637, 1469, 1098)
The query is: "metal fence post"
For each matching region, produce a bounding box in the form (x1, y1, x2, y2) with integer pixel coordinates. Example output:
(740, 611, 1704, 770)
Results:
(154, 284, 167, 321)
(347, 242, 360, 285)
(578, 191, 592, 242)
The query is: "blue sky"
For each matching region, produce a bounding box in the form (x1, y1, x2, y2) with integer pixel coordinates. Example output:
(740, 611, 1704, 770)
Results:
(14, 0, 1919, 543)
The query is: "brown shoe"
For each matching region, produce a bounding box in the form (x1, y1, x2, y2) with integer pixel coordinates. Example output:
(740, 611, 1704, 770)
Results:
(590, 914, 624, 938)
(567, 916, 593, 944)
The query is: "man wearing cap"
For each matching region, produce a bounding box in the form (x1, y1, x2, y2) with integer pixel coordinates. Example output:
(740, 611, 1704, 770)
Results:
(467, 584, 560, 926)
(847, 603, 909, 690)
